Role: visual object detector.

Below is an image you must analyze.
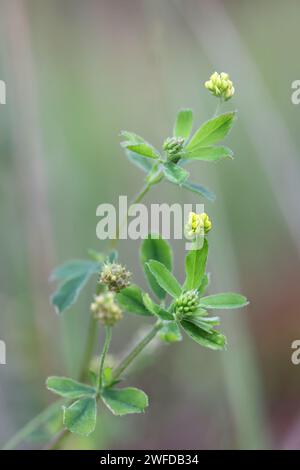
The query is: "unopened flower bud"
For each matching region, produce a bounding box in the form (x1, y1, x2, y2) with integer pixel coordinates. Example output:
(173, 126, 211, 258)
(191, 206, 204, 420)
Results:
(185, 212, 212, 240)
(205, 72, 235, 101)
(99, 263, 131, 292)
(163, 136, 185, 160)
(90, 292, 123, 326)
(174, 290, 200, 320)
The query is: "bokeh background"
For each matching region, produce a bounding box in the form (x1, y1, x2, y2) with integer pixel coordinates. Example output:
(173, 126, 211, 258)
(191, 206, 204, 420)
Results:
(1, 0, 300, 450)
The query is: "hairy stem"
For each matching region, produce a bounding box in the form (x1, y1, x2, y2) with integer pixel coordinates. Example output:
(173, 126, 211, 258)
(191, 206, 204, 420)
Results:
(110, 321, 163, 384)
(97, 326, 112, 393)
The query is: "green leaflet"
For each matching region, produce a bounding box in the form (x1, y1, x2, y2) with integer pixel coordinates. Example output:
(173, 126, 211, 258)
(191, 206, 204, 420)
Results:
(174, 109, 193, 140)
(187, 112, 235, 150)
(127, 150, 154, 173)
(163, 162, 189, 185)
(50, 259, 101, 314)
(140, 235, 173, 300)
(199, 293, 249, 309)
(181, 320, 226, 351)
(147, 260, 182, 299)
(51, 274, 91, 314)
(50, 260, 101, 281)
(101, 387, 149, 416)
(63, 397, 97, 436)
(181, 180, 216, 202)
(184, 145, 233, 162)
(46, 377, 96, 399)
(116, 284, 152, 316)
(122, 142, 160, 159)
(142, 293, 174, 321)
(184, 239, 208, 291)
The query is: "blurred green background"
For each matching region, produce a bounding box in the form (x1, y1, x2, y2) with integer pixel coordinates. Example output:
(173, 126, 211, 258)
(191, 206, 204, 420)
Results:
(1, 0, 300, 450)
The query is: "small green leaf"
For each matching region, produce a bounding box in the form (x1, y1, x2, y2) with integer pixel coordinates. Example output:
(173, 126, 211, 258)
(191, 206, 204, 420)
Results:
(120, 131, 160, 159)
(199, 293, 249, 309)
(187, 112, 236, 150)
(142, 293, 174, 321)
(46, 376, 96, 399)
(101, 387, 148, 416)
(63, 397, 97, 436)
(181, 320, 226, 350)
(184, 239, 208, 291)
(51, 274, 91, 314)
(147, 260, 182, 298)
(50, 259, 101, 314)
(163, 162, 189, 185)
(116, 284, 152, 316)
(124, 142, 159, 160)
(159, 321, 182, 343)
(184, 146, 233, 162)
(140, 235, 173, 300)
(174, 109, 193, 140)
(181, 180, 216, 202)
(127, 150, 154, 173)
(50, 260, 101, 281)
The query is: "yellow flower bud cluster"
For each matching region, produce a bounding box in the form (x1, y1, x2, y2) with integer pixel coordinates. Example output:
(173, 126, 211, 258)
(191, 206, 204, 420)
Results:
(185, 212, 212, 240)
(205, 72, 234, 101)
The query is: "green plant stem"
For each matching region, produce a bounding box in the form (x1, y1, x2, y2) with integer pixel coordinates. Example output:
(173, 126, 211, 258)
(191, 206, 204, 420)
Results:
(97, 326, 112, 393)
(79, 317, 98, 381)
(214, 97, 223, 117)
(109, 321, 163, 384)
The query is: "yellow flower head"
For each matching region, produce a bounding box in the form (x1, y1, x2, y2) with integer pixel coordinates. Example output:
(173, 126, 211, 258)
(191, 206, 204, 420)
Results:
(185, 212, 212, 239)
(205, 72, 235, 101)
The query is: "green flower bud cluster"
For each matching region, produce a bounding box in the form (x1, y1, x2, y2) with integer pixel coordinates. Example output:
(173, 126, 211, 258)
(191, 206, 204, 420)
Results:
(90, 292, 123, 326)
(205, 72, 234, 101)
(163, 136, 185, 161)
(99, 263, 131, 292)
(174, 290, 200, 320)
